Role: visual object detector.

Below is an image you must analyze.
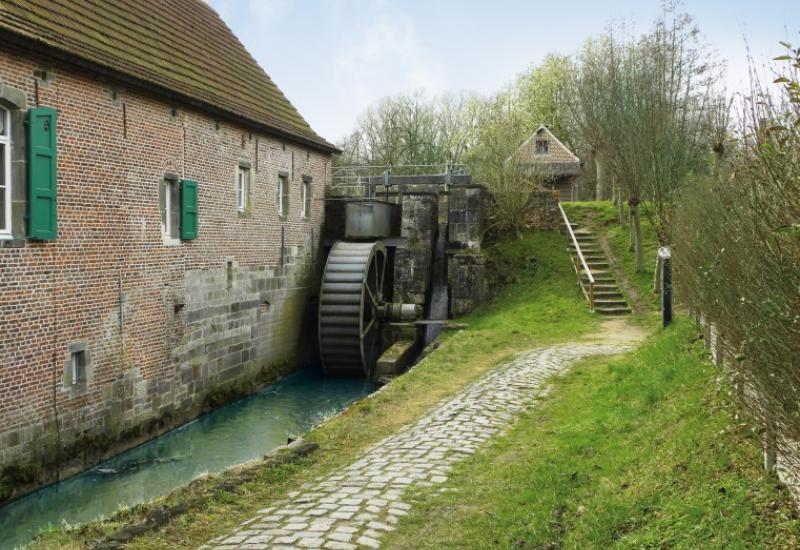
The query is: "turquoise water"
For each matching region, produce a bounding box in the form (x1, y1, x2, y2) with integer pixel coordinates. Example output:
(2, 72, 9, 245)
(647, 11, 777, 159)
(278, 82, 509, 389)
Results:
(0, 366, 374, 549)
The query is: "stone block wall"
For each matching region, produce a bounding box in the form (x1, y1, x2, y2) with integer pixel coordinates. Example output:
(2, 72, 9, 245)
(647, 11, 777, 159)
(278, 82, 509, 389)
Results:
(448, 185, 484, 248)
(447, 252, 487, 317)
(526, 188, 561, 230)
(0, 47, 331, 498)
(324, 180, 489, 320)
(394, 191, 438, 306)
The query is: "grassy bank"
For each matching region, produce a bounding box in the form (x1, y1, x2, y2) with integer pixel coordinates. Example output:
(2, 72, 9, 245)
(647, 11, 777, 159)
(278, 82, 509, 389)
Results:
(30, 230, 601, 549)
(383, 318, 800, 549)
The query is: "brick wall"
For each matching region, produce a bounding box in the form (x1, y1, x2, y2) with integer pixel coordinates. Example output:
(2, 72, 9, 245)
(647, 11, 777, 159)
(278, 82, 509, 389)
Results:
(515, 128, 579, 165)
(0, 48, 332, 498)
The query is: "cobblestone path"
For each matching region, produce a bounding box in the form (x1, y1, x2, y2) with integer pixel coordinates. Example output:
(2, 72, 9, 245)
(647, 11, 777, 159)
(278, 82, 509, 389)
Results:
(203, 344, 627, 550)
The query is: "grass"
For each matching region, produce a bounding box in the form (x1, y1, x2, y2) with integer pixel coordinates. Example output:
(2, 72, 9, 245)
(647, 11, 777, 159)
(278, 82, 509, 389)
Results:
(29, 230, 601, 549)
(563, 201, 661, 312)
(383, 318, 800, 549)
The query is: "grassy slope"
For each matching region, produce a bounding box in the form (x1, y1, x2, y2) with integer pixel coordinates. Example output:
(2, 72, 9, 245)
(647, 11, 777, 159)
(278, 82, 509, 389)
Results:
(563, 201, 660, 312)
(384, 318, 800, 549)
(32, 231, 600, 549)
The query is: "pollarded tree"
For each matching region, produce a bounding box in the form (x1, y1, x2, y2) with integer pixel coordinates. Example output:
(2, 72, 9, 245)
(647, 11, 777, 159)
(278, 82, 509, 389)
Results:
(571, 8, 721, 274)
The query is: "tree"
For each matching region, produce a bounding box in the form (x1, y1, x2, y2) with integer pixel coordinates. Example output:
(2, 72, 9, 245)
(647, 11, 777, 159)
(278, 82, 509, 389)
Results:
(569, 8, 721, 274)
(335, 91, 476, 168)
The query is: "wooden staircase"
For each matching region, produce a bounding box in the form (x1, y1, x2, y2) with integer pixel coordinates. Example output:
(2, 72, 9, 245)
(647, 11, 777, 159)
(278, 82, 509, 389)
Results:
(559, 204, 631, 315)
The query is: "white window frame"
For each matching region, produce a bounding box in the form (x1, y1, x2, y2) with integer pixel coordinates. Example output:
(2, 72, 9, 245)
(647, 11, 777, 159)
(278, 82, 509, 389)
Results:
(237, 165, 250, 213)
(163, 178, 180, 246)
(278, 174, 289, 218)
(301, 178, 311, 219)
(0, 106, 11, 239)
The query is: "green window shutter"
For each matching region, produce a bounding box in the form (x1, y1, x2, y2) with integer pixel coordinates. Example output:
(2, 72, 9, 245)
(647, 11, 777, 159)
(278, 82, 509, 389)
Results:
(180, 179, 198, 240)
(27, 107, 58, 240)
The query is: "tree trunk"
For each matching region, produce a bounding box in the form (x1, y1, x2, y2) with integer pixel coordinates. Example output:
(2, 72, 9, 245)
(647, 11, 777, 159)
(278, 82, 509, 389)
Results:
(653, 251, 663, 294)
(630, 201, 645, 273)
(628, 217, 635, 252)
(615, 181, 625, 225)
(595, 155, 606, 200)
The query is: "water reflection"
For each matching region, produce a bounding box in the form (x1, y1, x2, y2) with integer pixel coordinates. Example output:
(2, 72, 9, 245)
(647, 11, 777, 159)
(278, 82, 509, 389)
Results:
(0, 366, 373, 550)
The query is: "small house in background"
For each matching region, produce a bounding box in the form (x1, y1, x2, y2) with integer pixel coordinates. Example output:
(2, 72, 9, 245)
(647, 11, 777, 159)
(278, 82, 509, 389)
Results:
(512, 125, 586, 201)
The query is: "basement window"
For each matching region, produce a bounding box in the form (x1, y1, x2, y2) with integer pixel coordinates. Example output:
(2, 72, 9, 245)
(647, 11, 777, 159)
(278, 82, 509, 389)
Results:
(70, 350, 86, 385)
(535, 140, 549, 155)
(65, 344, 89, 388)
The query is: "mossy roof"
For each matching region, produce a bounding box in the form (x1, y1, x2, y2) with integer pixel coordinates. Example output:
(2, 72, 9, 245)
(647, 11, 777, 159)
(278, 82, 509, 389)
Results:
(0, 0, 337, 152)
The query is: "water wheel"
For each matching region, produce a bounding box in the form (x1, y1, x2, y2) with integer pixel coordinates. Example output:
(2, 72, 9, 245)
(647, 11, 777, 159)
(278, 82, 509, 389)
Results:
(318, 241, 389, 377)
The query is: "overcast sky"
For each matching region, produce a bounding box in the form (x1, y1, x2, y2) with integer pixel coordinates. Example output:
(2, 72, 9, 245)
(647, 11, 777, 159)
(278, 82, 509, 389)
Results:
(207, 0, 799, 144)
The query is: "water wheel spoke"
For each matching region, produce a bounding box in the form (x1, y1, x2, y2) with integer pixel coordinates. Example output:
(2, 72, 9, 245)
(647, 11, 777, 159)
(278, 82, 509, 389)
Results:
(361, 317, 376, 339)
(378, 253, 386, 299)
(373, 261, 380, 300)
(364, 278, 378, 308)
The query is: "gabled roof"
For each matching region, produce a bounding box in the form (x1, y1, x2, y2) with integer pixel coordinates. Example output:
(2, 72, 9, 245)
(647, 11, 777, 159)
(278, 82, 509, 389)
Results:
(0, 0, 338, 152)
(517, 125, 580, 164)
(508, 125, 581, 177)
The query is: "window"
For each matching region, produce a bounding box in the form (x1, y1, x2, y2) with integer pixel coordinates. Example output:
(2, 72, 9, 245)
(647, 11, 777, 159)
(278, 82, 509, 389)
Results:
(277, 173, 289, 218)
(0, 106, 10, 238)
(69, 349, 86, 386)
(237, 164, 250, 213)
(162, 177, 180, 242)
(301, 177, 312, 219)
(535, 139, 549, 155)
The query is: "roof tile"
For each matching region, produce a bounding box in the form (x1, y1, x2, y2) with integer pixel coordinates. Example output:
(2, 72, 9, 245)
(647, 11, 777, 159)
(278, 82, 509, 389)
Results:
(0, 0, 336, 151)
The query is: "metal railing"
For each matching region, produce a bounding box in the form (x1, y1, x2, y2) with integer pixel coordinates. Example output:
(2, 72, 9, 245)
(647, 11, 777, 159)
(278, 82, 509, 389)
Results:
(332, 163, 468, 192)
(558, 202, 595, 310)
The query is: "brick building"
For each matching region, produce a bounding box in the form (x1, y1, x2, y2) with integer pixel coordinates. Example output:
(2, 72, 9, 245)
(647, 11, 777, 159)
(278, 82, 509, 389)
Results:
(512, 125, 589, 201)
(0, 0, 337, 501)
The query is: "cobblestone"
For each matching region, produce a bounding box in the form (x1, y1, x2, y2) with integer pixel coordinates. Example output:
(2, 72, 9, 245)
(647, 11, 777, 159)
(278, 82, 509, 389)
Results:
(202, 344, 626, 549)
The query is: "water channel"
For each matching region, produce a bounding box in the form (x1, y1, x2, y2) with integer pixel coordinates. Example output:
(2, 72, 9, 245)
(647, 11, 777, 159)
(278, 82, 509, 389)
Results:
(0, 366, 375, 550)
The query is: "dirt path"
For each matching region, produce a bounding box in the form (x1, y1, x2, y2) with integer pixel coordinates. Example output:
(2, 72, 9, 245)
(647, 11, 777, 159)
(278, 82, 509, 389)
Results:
(582, 317, 650, 346)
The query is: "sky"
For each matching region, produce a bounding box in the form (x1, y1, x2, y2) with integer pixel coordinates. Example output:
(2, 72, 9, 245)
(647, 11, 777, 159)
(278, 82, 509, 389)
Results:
(207, 0, 800, 145)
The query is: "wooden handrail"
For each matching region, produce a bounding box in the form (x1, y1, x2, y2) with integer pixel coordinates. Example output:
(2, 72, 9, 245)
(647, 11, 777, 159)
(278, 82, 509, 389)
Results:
(558, 203, 595, 309)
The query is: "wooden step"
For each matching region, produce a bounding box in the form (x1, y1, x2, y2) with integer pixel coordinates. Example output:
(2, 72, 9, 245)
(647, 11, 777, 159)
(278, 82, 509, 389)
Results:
(593, 291, 624, 298)
(595, 306, 632, 316)
(593, 298, 629, 307)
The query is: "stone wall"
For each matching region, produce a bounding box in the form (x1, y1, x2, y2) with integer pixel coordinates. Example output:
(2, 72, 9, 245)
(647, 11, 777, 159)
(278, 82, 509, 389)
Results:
(324, 180, 489, 323)
(448, 185, 483, 249)
(394, 191, 438, 306)
(447, 252, 487, 317)
(526, 188, 562, 230)
(0, 47, 331, 499)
